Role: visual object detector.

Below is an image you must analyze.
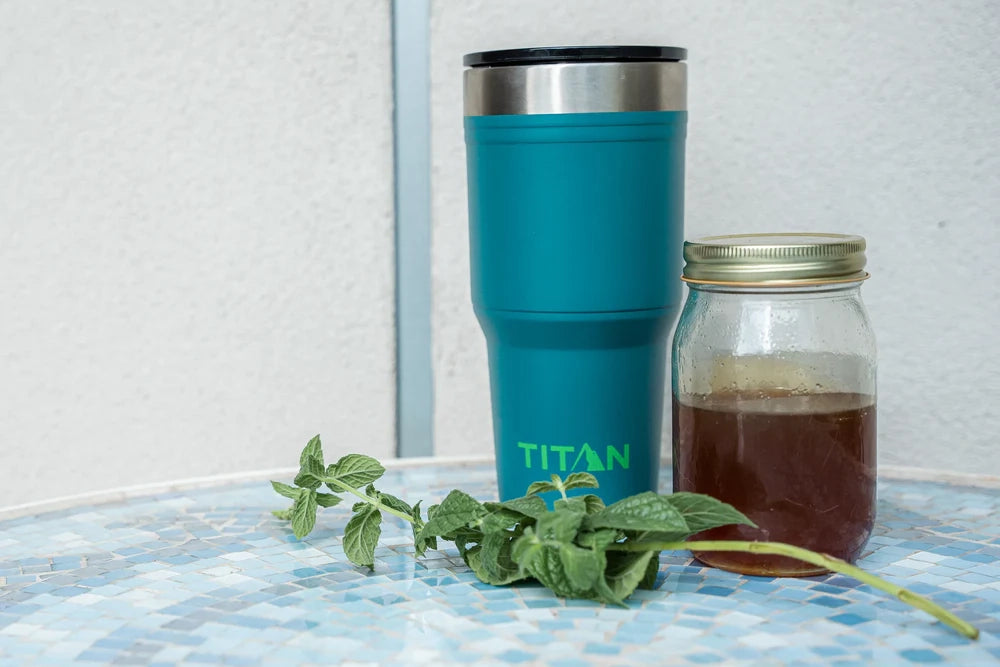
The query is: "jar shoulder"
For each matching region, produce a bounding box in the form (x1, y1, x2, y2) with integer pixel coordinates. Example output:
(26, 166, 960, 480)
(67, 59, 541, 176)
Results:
(672, 288, 877, 397)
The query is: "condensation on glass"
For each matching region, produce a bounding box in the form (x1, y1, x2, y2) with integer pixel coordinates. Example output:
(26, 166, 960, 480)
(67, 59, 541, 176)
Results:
(672, 234, 877, 576)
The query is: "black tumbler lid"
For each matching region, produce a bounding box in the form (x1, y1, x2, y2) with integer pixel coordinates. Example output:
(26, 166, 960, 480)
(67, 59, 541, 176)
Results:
(464, 45, 687, 68)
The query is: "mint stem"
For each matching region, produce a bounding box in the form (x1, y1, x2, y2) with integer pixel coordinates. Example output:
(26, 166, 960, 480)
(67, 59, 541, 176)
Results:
(323, 478, 416, 524)
(612, 540, 979, 640)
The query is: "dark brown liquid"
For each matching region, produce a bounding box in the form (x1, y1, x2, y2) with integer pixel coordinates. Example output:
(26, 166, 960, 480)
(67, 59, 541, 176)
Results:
(672, 392, 876, 576)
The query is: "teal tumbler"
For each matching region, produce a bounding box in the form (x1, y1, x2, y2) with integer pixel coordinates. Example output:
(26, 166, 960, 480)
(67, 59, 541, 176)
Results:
(463, 46, 688, 502)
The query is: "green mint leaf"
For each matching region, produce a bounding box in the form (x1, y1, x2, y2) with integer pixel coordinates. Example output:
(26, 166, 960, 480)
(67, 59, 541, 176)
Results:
(293, 471, 322, 489)
(377, 491, 413, 516)
(554, 497, 588, 514)
(559, 543, 602, 592)
(478, 510, 519, 534)
(417, 490, 487, 542)
(343, 505, 383, 568)
(528, 546, 583, 597)
(325, 454, 385, 489)
(638, 551, 661, 590)
(576, 528, 619, 550)
(352, 501, 368, 512)
(534, 506, 585, 544)
(594, 550, 656, 605)
(562, 472, 599, 491)
(664, 492, 755, 533)
(271, 481, 300, 500)
(582, 494, 605, 514)
(451, 527, 485, 559)
(294, 455, 325, 490)
(586, 492, 687, 534)
(511, 527, 543, 572)
(465, 542, 526, 586)
(477, 530, 516, 583)
(291, 489, 318, 539)
(623, 494, 756, 547)
(271, 509, 293, 520)
(299, 434, 324, 467)
(315, 492, 341, 508)
(496, 495, 548, 521)
(525, 480, 558, 496)
(410, 501, 437, 557)
(626, 530, 687, 546)
(526, 472, 596, 499)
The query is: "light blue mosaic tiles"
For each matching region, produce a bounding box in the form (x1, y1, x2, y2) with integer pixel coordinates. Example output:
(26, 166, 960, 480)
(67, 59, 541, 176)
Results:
(0, 463, 998, 665)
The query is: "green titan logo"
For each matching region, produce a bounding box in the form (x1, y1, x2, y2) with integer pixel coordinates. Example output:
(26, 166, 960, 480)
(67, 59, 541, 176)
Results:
(517, 442, 630, 472)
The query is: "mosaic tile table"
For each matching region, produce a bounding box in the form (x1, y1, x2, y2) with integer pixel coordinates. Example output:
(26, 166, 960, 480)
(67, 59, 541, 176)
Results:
(1, 462, 998, 666)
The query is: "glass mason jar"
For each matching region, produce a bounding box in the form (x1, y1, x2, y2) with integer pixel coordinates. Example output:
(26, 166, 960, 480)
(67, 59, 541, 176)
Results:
(671, 233, 877, 576)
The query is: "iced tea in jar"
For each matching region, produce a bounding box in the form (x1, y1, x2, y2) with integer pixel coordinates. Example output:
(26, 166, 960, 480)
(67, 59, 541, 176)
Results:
(672, 233, 876, 576)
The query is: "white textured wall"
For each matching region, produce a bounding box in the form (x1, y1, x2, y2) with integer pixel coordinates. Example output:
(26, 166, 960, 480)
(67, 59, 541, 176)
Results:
(430, 1, 1000, 473)
(0, 1, 396, 507)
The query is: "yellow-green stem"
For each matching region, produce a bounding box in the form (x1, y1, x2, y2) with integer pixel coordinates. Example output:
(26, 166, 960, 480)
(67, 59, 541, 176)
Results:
(323, 478, 415, 524)
(613, 540, 979, 640)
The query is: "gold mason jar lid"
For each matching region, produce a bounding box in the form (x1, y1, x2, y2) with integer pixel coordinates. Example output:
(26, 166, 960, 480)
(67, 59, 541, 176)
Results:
(682, 233, 869, 286)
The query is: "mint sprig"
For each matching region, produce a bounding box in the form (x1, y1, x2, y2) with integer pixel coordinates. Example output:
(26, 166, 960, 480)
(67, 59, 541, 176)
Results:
(271, 435, 979, 640)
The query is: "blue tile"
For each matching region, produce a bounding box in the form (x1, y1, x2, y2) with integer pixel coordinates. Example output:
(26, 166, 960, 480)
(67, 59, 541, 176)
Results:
(163, 555, 198, 565)
(921, 632, 972, 648)
(961, 552, 997, 564)
(774, 588, 813, 601)
(146, 630, 206, 646)
(583, 643, 620, 655)
(899, 649, 945, 663)
(478, 613, 513, 625)
(50, 561, 80, 571)
(824, 576, 864, 589)
(931, 590, 974, 604)
(115, 547, 144, 556)
(523, 599, 563, 609)
(830, 613, 873, 626)
(23, 582, 56, 594)
(928, 546, 967, 557)
(538, 620, 574, 631)
(281, 619, 320, 631)
(187, 652, 228, 664)
(811, 583, 846, 594)
(810, 595, 850, 608)
(497, 649, 536, 663)
(291, 567, 324, 578)
(698, 586, 735, 597)
(126, 553, 157, 564)
(77, 649, 120, 662)
(18, 557, 49, 566)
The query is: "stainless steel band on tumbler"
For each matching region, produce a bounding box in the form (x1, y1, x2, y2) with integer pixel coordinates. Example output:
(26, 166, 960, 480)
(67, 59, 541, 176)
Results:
(465, 62, 687, 116)
(464, 45, 687, 116)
